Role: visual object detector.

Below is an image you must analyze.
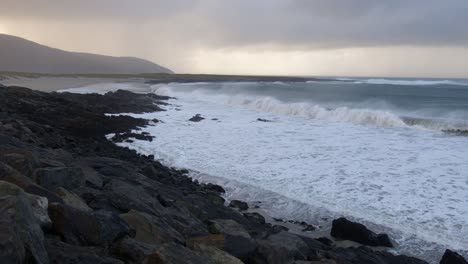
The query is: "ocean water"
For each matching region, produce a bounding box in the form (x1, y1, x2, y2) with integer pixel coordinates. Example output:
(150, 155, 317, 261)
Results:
(69, 78, 468, 262)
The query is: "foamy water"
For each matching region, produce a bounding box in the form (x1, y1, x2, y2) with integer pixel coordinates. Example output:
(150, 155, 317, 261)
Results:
(71, 80, 468, 262)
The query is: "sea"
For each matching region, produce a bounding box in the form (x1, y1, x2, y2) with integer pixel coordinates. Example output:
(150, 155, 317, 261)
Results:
(62, 77, 468, 263)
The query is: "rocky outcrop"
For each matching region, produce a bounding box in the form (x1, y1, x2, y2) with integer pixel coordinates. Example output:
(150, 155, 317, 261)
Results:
(331, 217, 393, 247)
(229, 200, 249, 211)
(189, 114, 205, 122)
(0, 86, 451, 264)
(440, 249, 468, 264)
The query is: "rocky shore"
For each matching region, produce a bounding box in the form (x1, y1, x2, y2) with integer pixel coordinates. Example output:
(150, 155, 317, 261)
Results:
(0, 85, 466, 264)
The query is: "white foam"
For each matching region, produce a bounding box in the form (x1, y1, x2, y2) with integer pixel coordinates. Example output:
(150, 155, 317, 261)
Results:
(115, 95, 468, 262)
(331, 78, 468, 86)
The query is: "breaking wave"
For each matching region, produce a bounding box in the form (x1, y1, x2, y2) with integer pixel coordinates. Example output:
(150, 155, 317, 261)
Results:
(329, 78, 468, 86)
(153, 85, 468, 132)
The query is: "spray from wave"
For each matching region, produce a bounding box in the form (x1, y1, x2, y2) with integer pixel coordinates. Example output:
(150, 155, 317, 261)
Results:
(329, 78, 468, 86)
(152, 84, 468, 133)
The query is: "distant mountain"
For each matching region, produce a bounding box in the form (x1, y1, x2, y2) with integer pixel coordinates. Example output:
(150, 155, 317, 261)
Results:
(0, 34, 173, 74)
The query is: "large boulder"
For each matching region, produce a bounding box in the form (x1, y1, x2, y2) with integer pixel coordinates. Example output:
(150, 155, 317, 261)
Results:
(331, 218, 393, 247)
(194, 244, 244, 264)
(0, 161, 63, 203)
(55, 187, 92, 212)
(46, 239, 124, 264)
(0, 150, 39, 178)
(229, 200, 249, 211)
(120, 209, 185, 245)
(440, 249, 468, 264)
(0, 184, 49, 264)
(255, 231, 312, 264)
(48, 203, 131, 246)
(146, 243, 209, 264)
(0, 180, 51, 229)
(35, 167, 85, 190)
(333, 246, 428, 264)
(208, 219, 257, 261)
(111, 237, 158, 264)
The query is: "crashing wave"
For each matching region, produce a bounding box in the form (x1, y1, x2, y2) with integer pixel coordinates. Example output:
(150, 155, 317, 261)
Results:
(329, 78, 468, 86)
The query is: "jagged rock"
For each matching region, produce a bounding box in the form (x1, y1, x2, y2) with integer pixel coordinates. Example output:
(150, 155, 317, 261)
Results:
(205, 183, 226, 194)
(194, 244, 244, 264)
(333, 246, 428, 264)
(257, 118, 273, 122)
(46, 239, 124, 264)
(189, 114, 205, 122)
(55, 186, 92, 212)
(0, 184, 49, 264)
(208, 219, 257, 261)
(440, 249, 468, 264)
(0, 180, 51, 229)
(272, 225, 289, 233)
(243, 212, 266, 224)
(229, 200, 249, 211)
(187, 234, 226, 250)
(120, 209, 185, 245)
(39, 159, 65, 168)
(255, 231, 311, 264)
(0, 161, 63, 203)
(0, 149, 38, 178)
(146, 243, 208, 264)
(111, 237, 158, 264)
(331, 217, 393, 247)
(35, 167, 85, 190)
(48, 203, 131, 246)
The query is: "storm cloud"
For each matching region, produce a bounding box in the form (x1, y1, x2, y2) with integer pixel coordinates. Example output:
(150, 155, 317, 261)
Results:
(1, 0, 468, 77)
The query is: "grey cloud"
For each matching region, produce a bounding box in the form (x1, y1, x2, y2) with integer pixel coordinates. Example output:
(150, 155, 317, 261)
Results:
(2, 0, 468, 49)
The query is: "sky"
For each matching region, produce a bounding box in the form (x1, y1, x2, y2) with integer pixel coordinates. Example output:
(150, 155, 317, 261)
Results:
(1, 0, 468, 78)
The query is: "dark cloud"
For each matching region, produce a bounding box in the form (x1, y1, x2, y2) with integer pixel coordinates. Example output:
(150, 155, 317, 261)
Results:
(2, 0, 468, 48)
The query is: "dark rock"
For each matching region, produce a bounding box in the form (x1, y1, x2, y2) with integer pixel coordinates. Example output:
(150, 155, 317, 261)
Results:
(229, 199, 249, 211)
(272, 225, 289, 233)
(301, 224, 316, 232)
(111, 132, 154, 143)
(120, 209, 185, 245)
(0, 149, 39, 178)
(333, 246, 428, 264)
(331, 217, 393, 247)
(147, 243, 209, 264)
(111, 237, 158, 264)
(244, 212, 266, 224)
(0, 186, 49, 264)
(189, 114, 205, 122)
(46, 239, 124, 264)
(35, 167, 85, 190)
(48, 203, 131, 246)
(257, 118, 273, 122)
(205, 183, 226, 194)
(208, 219, 257, 261)
(55, 187, 92, 212)
(316, 237, 335, 247)
(440, 249, 468, 264)
(255, 231, 310, 264)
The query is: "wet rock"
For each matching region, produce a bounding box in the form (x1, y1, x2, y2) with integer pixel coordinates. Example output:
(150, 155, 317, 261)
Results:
(204, 183, 226, 194)
(111, 132, 154, 143)
(440, 249, 468, 264)
(0, 149, 38, 178)
(120, 209, 185, 245)
(146, 243, 208, 264)
(229, 200, 249, 211)
(316, 237, 335, 247)
(194, 244, 244, 264)
(48, 203, 131, 246)
(244, 212, 266, 225)
(0, 184, 49, 264)
(333, 246, 428, 264)
(111, 237, 158, 264)
(257, 118, 273, 122)
(208, 219, 257, 261)
(255, 231, 311, 264)
(46, 239, 124, 264)
(189, 114, 205, 122)
(187, 234, 226, 250)
(35, 167, 85, 190)
(331, 217, 393, 247)
(272, 225, 289, 233)
(55, 187, 92, 212)
(39, 159, 65, 168)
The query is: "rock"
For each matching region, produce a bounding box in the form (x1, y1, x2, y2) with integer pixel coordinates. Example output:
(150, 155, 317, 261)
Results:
(255, 231, 311, 264)
(331, 217, 393, 247)
(35, 167, 85, 190)
(257, 118, 273, 122)
(111, 132, 154, 143)
(0, 150, 38, 178)
(46, 239, 124, 264)
(272, 225, 289, 233)
(0, 161, 63, 203)
(187, 234, 226, 250)
(39, 159, 65, 168)
(55, 187, 92, 212)
(229, 200, 249, 211)
(244, 212, 266, 225)
(0, 185, 49, 264)
(111, 237, 158, 264)
(48, 203, 131, 246)
(333, 246, 428, 264)
(316, 237, 335, 247)
(189, 114, 205, 122)
(120, 209, 185, 245)
(205, 183, 226, 194)
(208, 219, 256, 261)
(194, 244, 244, 264)
(145, 243, 209, 264)
(0, 180, 51, 229)
(440, 249, 468, 264)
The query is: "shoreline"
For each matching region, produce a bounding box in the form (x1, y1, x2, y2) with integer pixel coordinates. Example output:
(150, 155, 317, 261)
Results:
(0, 80, 465, 263)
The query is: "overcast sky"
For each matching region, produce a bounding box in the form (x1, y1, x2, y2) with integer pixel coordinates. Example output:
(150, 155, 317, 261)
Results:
(1, 0, 468, 77)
